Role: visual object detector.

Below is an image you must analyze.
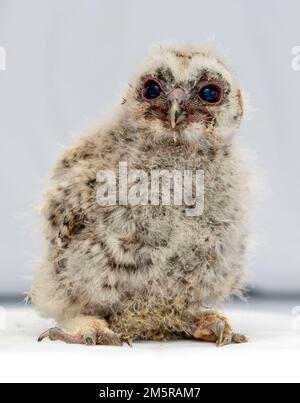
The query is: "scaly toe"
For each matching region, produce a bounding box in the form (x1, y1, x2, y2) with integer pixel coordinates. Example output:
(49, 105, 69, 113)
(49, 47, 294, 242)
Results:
(232, 333, 249, 344)
(95, 330, 123, 346)
(38, 327, 83, 344)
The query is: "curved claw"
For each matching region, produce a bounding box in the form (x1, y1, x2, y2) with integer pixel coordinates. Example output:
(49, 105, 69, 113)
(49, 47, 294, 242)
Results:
(37, 327, 63, 342)
(212, 320, 225, 345)
(120, 335, 133, 347)
(37, 329, 51, 343)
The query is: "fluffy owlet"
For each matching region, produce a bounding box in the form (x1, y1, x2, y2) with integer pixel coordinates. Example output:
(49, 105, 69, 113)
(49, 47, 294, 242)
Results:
(32, 44, 252, 347)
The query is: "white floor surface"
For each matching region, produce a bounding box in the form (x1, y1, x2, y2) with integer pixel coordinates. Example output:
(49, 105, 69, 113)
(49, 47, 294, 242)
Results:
(0, 298, 300, 383)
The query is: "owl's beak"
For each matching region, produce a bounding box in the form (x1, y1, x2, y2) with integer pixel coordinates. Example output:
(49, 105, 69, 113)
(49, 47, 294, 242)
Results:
(169, 99, 182, 129)
(168, 88, 187, 129)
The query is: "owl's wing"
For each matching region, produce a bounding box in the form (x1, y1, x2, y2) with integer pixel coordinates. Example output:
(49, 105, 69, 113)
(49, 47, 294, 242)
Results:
(42, 136, 100, 248)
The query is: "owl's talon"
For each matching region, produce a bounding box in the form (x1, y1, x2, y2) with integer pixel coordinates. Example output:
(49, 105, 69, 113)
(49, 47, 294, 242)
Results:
(212, 320, 225, 344)
(216, 332, 232, 347)
(37, 329, 51, 343)
(38, 327, 65, 342)
(84, 336, 96, 345)
(37, 318, 125, 346)
(120, 335, 133, 347)
(189, 311, 248, 347)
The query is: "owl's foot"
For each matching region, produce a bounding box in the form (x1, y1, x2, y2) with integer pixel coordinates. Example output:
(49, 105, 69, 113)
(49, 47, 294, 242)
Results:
(188, 311, 248, 347)
(37, 316, 131, 346)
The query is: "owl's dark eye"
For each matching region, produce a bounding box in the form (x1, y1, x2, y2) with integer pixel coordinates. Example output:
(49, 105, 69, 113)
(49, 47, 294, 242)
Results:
(199, 83, 222, 104)
(144, 80, 162, 99)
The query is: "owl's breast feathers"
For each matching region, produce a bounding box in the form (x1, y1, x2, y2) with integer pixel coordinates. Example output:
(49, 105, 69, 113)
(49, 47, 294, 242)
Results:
(43, 129, 249, 318)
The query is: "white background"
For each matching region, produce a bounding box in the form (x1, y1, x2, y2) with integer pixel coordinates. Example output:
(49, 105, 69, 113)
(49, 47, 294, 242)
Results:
(0, 0, 300, 295)
(1, 300, 300, 383)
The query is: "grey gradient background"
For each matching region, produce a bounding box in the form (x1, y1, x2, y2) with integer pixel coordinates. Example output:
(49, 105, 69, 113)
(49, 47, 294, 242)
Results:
(0, 0, 299, 296)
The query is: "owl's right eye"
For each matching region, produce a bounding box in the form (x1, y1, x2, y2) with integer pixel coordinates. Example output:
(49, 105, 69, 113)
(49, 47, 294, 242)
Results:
(143, 80, 162, 99)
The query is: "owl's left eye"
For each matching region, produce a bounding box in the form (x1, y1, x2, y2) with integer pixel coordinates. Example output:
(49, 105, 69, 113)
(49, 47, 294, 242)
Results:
(198, 83, 222, 104)
(143, 80, 162, 99)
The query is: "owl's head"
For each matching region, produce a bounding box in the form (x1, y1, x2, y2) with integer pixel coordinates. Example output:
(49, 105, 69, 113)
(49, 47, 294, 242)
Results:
(123, 44, 245, 143)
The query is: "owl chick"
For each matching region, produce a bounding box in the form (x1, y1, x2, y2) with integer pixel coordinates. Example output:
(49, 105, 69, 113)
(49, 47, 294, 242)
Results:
(32, 44, 252, 347)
